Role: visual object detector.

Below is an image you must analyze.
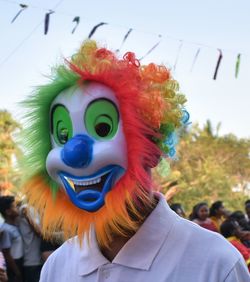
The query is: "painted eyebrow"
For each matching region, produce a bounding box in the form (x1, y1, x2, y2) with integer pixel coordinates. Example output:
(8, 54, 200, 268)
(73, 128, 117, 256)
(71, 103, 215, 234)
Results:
(50, 104, 69, 134)
(84, 98, 120, 120)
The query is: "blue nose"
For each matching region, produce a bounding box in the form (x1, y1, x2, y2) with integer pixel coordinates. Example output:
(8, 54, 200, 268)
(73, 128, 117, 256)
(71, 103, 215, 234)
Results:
(61, 134, 94, 168)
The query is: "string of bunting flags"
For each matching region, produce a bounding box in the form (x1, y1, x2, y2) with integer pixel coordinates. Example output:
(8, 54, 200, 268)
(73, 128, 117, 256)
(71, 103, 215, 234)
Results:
(2, 0, 243, 79)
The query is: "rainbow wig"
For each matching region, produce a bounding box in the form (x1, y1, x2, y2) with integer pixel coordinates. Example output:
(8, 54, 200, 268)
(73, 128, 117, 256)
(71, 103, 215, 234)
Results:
(22, 40, 188, 247)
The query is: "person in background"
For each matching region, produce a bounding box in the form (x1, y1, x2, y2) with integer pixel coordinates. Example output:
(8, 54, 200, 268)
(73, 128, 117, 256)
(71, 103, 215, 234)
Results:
(230, 211, 250, 231)
(170, 203, 186, 218)
(0, 269, 7, 282)
(0, 196, 23, 282)
(40, 231, 64, 262)
(190, 202, 218, 232)
(245, 200, 250, 224)
(230, 211, 250, 248)
(221, 219, 250, 272)
(0, 252, 7, 282)
(0, 224, 9, 282)
(18, 204, 42, 282)
(209, 200, 227, 231)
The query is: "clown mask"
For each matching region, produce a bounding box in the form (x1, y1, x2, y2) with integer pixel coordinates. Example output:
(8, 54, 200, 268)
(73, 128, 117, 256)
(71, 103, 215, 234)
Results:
(46, 82, 127, 212)
(22, 40, 188, 246)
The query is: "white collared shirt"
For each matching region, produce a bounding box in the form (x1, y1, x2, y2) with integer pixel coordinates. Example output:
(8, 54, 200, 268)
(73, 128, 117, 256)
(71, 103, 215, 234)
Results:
(1, 222, 23, 259)
(40, 194, 250, 282)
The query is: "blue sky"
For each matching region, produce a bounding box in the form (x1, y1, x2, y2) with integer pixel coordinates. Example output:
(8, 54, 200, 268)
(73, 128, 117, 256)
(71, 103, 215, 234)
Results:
(0, 0, 249, 138)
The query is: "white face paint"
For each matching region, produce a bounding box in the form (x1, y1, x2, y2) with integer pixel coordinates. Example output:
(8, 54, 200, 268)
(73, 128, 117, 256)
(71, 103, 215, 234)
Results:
(46, 82, 127, 212)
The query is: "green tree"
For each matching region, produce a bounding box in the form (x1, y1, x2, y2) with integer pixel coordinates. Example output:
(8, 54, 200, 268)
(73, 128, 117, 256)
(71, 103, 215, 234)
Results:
(0, 110, 21, 194)
(154, 120, 250, 214)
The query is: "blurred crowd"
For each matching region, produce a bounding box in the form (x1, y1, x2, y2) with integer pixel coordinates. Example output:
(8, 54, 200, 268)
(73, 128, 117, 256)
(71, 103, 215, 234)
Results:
(0, 196, 63, 282)
(170, 200, 250, 271)
(1, 194, 250, 281)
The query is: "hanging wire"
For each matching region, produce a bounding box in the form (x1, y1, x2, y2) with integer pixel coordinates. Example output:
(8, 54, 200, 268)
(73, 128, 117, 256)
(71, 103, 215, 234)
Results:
(190, 48, 201, 73)
(0, 0, 65, 68)
(173, 40, 183, 71)
(0, 0, 246, 57)
(139, 35, 162, 61)
(116, 28, 133, 53)
(0, 0, 248, 73)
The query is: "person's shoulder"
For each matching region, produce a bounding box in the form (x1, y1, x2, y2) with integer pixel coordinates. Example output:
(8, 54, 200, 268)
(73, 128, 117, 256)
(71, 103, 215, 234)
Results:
(3, 222, 20, 238)
(1, 223, 13, 234)
(40, 237, 83, 281)
(42, 237, 82, 268)
(2, 222, 18, 230)
(224, 258, 250, 282)
(163, 217, 250, 280)
(1, 222, 9, 229)
(174, 217, 242, 262)
(47, 237, 79, 258)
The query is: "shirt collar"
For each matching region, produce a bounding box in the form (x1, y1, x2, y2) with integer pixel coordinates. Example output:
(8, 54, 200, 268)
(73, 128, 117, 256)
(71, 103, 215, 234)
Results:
(78, 193, 177, 275)
(77, 229, 109, 276)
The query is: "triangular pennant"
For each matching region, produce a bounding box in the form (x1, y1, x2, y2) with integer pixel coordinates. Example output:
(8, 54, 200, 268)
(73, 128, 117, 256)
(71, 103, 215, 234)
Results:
(235, 53, 241, 78)
(11, 3, 28, 24)
(44, 10, 54, 35)
(213, 49, 223, 80)
(88, 22, 107, 38)
(116, 28, 133, 52)
(72, 16, 80, 34)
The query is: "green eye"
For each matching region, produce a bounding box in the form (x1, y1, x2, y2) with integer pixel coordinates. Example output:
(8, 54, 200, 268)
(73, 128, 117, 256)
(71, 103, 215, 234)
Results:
(51, 105, 73, 145)
(85, 99, 119, 140)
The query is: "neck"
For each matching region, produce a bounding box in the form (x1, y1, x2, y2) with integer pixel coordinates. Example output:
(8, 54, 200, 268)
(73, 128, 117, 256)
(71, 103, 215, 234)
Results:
(100, 236, 130, 262)
(5, 217, 16, 225)
(100, 195, 158, 261)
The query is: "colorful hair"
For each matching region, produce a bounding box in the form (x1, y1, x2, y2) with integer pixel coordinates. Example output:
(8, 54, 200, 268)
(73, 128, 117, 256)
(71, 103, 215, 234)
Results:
(22, 40, 188, 247)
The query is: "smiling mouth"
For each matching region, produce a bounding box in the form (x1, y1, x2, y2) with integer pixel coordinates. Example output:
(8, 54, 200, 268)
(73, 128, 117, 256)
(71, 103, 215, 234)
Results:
(59, 165, 125, 211)
(62, 171, 110, 195)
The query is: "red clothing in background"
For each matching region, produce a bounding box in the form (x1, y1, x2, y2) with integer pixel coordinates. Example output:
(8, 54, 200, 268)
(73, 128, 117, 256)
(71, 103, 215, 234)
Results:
(192, 218, 219, 232)
(228, 236, 250, 272)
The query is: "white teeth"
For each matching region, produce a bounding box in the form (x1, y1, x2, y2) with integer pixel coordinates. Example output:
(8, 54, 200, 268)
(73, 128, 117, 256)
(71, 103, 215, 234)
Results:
(65, 176, 102, 187)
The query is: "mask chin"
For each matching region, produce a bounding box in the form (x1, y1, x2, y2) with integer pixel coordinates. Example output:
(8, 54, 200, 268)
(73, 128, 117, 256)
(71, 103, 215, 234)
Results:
(59, 165, 125, 212)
